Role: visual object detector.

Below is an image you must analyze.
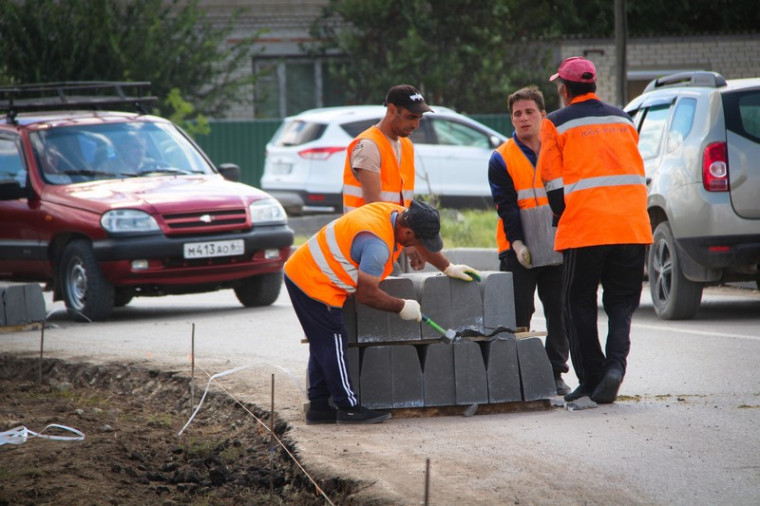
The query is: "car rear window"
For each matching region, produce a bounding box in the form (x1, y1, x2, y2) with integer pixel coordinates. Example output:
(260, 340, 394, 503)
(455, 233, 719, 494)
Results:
(273, 120, 327, 146)
(340, 119, 379, 138)
(723, 90, 760, 143)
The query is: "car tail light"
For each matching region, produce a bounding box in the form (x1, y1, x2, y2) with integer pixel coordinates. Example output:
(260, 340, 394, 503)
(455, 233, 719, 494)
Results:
(702, 142, 729, 192)
(298, 147, 345, 160)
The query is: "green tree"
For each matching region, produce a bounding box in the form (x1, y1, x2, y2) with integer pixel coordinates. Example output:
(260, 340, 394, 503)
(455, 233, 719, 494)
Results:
(309, 0, 555, 114)
(309, 0, 760, 114)
(0, 0, 261, 118)
(504, 0, 759, 38)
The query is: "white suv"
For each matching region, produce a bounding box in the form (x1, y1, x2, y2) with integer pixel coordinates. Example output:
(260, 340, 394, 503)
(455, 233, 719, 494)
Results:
(624, 72, 760, 320)
(261, 105, 506, 214)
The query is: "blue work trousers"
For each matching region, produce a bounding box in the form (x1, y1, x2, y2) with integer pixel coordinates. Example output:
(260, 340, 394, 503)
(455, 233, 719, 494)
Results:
(284, 276, 357, 408)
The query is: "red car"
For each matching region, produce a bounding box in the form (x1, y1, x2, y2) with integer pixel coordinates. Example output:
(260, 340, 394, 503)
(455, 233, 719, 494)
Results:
(0, 82, 293, 322)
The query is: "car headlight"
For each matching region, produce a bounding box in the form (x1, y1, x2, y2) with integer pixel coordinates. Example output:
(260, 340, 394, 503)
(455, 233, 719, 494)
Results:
(101, 209, 160, 234)
(249, 198, 287, 225)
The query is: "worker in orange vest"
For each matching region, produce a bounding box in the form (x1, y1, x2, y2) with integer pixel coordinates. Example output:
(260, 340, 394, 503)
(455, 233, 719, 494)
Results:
(488, 85, 569, 396)
(539, 57, 653, 404)
(284, 200, 478, 424)
(343, 84, 432, 270)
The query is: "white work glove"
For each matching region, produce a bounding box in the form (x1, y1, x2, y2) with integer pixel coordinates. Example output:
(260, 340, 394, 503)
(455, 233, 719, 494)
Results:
(399, 299, 422, 322)
(443, 264, 480, 281)
(512, 240, 532, 269)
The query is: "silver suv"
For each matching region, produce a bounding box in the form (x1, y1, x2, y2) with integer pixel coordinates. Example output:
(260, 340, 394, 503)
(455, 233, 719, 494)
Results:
(624, 72, 760, 320)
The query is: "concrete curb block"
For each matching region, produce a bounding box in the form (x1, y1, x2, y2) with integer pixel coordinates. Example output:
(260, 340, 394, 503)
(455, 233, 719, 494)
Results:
(0, 283, 46, 327)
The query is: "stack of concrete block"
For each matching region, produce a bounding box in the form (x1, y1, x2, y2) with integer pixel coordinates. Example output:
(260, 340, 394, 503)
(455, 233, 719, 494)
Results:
(0, 282, 46, 327)
(340, 271, 556, 410)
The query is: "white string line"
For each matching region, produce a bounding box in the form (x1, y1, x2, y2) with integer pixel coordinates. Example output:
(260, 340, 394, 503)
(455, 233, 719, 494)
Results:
(0, 424, 85, 446)
(180, 364, 335, 506)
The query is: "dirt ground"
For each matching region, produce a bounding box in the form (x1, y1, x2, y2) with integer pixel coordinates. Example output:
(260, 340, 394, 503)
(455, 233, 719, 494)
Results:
(0, 356, 357, 506)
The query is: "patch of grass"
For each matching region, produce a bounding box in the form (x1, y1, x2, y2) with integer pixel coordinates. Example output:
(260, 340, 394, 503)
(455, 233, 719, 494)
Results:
(439, 208, 498, 248)
(738, 404, 760, 409)
(146, 413, 174, 429)
(185, 437, 223, 459)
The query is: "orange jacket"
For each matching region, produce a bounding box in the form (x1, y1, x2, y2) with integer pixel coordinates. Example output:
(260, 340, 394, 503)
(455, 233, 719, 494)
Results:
(539, 93, 652, 250)
(284, 202, 404, 307)
(493, 139, 551, 254)
(342, 126, 415, 213)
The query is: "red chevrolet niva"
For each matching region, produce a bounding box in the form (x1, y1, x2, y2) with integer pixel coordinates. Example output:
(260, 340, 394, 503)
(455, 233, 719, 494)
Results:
(0, 82, 293, 321)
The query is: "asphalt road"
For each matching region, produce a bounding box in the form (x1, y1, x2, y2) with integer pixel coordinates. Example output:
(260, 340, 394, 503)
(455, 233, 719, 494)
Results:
(2, 282, 760, 504)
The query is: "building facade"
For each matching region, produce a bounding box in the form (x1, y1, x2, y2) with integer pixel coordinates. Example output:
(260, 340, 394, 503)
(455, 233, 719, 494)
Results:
(199, 2, 760, 118)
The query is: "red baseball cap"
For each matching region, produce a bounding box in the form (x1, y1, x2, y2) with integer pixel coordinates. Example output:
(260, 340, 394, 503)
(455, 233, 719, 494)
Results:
(550, 56, 597, 83)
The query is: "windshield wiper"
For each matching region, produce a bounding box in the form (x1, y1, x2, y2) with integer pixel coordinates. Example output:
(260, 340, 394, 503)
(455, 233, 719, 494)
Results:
(136, 167, 192, 176)
(59, 169, 116, 178)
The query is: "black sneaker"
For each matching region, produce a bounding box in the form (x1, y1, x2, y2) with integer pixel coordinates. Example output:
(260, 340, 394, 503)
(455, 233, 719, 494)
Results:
(590, 367, 624, 404)
(305, 403, 337, 425)
(336, 405, 391, 425)
(564, 385, 590, 402)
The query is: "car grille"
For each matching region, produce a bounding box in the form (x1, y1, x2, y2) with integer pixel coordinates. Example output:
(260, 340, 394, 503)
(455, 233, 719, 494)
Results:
(162, 209, 248, 232)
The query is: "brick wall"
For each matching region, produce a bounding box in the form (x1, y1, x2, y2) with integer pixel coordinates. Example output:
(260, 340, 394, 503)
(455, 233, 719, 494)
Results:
(558, 34, 760, 105)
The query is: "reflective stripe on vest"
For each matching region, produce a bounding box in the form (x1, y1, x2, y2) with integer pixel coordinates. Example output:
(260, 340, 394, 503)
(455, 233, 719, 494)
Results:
(555, 114, 635, 135)
(343, 184, 404, 203)
(544, 177, 564, 192)
(306, 224, 357, 294)
(564, 174, 647, 195)
(517, 186, 547, 201)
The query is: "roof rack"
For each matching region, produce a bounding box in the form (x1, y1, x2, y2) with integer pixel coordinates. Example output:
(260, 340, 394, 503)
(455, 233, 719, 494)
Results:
(644, 71, 727, 93)
(0, 81, 158, 123)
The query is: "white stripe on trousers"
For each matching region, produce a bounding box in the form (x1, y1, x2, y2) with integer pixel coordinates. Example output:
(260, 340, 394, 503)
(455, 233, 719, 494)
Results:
(333, 333, 357, 406)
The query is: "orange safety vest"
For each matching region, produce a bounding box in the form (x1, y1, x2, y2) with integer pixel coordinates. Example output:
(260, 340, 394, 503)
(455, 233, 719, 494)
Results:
(342, 126, 415, 213)
(284, 202, 404, 307)
(494, 139, 551, 254)
(539, 93, 653, 250)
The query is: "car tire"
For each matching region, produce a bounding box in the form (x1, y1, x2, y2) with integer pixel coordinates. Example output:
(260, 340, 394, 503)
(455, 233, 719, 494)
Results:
(234, 272, 283, 307)
(59, 240, 115, 322)
(113, 290, 134, 307)
(648, 222, 703, 320)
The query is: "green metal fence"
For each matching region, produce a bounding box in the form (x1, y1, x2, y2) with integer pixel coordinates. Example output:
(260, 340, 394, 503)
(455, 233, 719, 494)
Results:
(194, 119, 282, 188)
(194, 114, 512, 188)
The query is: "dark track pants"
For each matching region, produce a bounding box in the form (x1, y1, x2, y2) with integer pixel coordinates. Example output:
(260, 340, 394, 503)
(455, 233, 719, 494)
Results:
(501, 253, 569, 375)
(561, 244, 646, 390)
(284, 276, 357, 408)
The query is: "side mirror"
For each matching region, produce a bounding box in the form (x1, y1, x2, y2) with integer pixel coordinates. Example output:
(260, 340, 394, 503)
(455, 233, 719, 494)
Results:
(217, 163, 241, 182)
(0, 180, 25, 200)
(490, 135, 502, 149)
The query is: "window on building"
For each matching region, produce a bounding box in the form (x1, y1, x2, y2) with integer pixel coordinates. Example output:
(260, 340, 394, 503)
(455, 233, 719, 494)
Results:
(253, 58, 348, 119)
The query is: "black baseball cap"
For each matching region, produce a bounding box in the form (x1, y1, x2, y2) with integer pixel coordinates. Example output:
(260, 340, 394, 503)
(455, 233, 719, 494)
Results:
(403, 200, 443, 252)
(384, 84, 433, 114)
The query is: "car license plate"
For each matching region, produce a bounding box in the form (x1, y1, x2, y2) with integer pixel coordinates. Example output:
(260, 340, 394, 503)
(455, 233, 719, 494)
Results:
(270, 162, 292, 175)
(183, 239, 245, 259)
